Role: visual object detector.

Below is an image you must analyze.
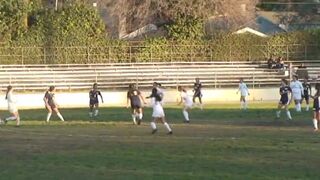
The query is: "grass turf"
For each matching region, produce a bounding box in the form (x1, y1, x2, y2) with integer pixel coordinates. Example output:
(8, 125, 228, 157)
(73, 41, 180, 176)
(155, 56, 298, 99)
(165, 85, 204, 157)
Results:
(0, 102, 320, 179)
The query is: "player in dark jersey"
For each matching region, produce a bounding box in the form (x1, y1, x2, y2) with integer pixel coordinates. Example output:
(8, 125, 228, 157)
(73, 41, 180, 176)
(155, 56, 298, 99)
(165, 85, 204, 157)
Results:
(43, 86, 65, 122)
(89, 83, 104, 118)
(311, 83, 320, 131)
(193, 78, 203, 110)
(302, 77, 312, 111)
(276, 79, 292, 120)
(127, 84, 146, 125)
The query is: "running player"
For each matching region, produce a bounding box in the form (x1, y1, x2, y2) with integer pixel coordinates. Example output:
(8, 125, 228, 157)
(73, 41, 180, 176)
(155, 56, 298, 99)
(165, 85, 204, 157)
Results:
(290, 75, 304, 112)
(276, 79, 292, 120)
(311, 83, 320, 131)
(44, 86, 65, 122)
(237, 78, 250, 110)
(302, 77, 312, 111)
(3, 85, 20, 126)
(193, 78, 203, 110)
(89, 83, 104, 117)
(127, 84, 146, 125)
(149, 88, 172, 134)
(178, 86, 193, 123)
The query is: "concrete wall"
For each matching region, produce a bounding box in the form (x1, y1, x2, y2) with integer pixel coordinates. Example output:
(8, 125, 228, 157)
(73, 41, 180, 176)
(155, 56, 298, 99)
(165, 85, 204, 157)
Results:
(0, 87, 291, 110)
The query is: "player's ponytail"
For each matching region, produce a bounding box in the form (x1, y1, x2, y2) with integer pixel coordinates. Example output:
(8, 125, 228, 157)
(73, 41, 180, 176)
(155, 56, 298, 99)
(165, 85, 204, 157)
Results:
(5, 85, 12, 100)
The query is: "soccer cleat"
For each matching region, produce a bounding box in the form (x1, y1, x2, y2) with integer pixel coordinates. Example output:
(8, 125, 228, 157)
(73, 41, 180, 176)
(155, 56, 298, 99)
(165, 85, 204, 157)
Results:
(183, 120, 190, 123)
(137, 119, 141, 125)
(151, 129, 157, 134)
(167, 131, 173, 135)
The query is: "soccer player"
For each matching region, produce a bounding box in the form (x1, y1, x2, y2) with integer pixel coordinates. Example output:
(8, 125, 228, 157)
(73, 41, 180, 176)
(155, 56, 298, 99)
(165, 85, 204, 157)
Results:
(311, 83, 320, 131)
(193, 78, 203, 110)
(178, 86, 193, 123)
(149, 88, 172, 134)
(127, 84, 146, 125)
(276, 79, 292, 120)
(290, 75, 304, 112)
(44, 86, 65, 122)
(3, 85, 20, 126)
(89, 83, 104, 117)
(302, 77, 312, 111)
(237, 78, 250, 110)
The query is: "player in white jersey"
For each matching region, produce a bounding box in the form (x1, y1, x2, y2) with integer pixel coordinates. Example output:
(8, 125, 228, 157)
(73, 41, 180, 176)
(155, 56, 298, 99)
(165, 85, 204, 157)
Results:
(237, 78, 250, 110)
(290, 75, 304, 112)
(3, 85, 20, 126)
(178, 86, 193, 123)
(149, 87, 172, 135)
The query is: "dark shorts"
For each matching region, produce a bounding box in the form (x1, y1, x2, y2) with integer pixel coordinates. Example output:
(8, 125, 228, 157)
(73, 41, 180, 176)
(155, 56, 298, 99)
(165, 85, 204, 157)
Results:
(314, 108, 320, 112)
(279, 97, 289, 105)
(302, 95, 309, 102)
(90, 99, 99, 105)
(193, 92, 202, 98)
(131, 102, 142, 109)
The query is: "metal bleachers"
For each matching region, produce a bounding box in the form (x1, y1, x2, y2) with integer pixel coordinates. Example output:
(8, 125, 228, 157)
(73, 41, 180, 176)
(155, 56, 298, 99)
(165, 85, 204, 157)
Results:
(0, 62, 288, 91)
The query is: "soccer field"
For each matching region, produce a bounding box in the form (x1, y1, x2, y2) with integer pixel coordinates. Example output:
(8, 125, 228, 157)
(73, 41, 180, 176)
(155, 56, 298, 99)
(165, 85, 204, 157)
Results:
(0, 102, 319, 179)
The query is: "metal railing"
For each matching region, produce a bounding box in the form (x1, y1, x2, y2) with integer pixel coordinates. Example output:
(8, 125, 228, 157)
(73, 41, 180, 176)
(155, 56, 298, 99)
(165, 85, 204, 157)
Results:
(0, 44, 319, 64)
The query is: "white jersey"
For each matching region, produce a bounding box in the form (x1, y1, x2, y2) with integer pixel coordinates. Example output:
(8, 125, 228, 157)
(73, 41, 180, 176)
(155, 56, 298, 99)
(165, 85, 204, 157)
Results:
(6, 91, 18, 113)
(151, 98, 165, 118)
(181, 91, 193, 107)
(238, 82, 249, 96)
(290, 80, 304, 100)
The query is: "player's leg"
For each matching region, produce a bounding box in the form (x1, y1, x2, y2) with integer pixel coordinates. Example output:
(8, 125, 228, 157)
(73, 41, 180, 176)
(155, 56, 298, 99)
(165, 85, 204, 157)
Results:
(182, 106, 190, 123)
(276, 103, 283, 118)
(53, 107, 64, 122)
(46, 105, 53, 122)
(94, 103, 99, 116)
(313, 111, 319, 131)
(305, 96, 310, 111)
(294, 98, 301, 112)
(137, 108, 143, 125)
(15, 111, 20, 126)
(131, 108, 137, 125)
(284, 104, 292, 120)
(151, 118, 158, 134)
(160, 117, 172, 134)
(89, 104, 94, 117)
(198, 95, 203, 110)
(240, 96, 245, 109)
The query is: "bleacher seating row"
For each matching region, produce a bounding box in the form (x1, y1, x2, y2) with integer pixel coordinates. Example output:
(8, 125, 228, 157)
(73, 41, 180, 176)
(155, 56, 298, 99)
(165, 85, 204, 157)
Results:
(0, 61, 289, 91)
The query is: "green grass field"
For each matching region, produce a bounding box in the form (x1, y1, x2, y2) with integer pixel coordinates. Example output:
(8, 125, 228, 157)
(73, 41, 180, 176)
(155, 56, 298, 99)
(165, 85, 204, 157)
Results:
(0, 102, 320, 180)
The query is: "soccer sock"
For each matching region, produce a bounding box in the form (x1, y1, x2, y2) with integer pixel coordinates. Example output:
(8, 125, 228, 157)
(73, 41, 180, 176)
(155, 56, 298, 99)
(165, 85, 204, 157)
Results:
(164, 122, 172, 132)
(313, 119, 318, 130)
(286, 110, 292, 120)
(57, 113, 65, 121)
(16, 115, 20, 126)
(132, 114, 137, 124)
(89, 112, 93, 117)
(306, 105, 310, 111)
(138, 113, 143, 120)
(183, 110, 189, 121)
(276, 110, 281, 118)
(94, 109, 99, 116)
(46, 113, 52, 122)
(5, 116, 17, 121)
(244, 101, 248, 110)
(296, 103, 301, 112)
(150, 122, 157, 130)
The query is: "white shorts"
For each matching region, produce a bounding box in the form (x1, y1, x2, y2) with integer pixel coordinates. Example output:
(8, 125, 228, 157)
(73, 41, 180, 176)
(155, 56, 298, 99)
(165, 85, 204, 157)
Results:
(8, 104, 18, 113)
(152, 105, 165, 118)
(292, 93, 302, 101)
(185, 103, 193, 109)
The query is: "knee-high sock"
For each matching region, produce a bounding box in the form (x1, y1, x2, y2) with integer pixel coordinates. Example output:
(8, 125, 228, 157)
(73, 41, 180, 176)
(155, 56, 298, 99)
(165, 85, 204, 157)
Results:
(286, 110, 292, 120)
(150, 122, 157, 130)
(164, 122, 172, 132)
(57, 113, 64, 121)
(46, 113, 52, 122)
(5, 116, 17, 121)
(138, 113, 143, 120)
(244, 101, 248, 110)
(296, 103, 301, 112)
(183, 110, 189, 121)
(132, 114, 136, 124)
(313, 119, 318, 130)
(94, 109, 99, 116)
(16, 115, 20, 126)
(306, 105, 310, 111)
(276, 110, 281, 118)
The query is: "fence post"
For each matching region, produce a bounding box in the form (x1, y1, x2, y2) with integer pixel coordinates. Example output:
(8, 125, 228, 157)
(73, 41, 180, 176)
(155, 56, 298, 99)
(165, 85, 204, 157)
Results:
(87, 46, 90, 64)
(286, 45, 289, 61)
(108, 46, 111, 63)
(129, 46, 132, 63)
(150, 46, 152, 62)
(21, 47, 24, 65)
(229, 45, 232, 61)
(214, 73, 217, 89)
(304, 45, 307, 60)
(43, 47, 46, 64)
(252, 72, 255, 90)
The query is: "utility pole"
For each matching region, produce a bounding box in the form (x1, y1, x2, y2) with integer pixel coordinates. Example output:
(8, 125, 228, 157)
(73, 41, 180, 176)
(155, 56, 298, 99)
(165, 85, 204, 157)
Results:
(55, 0, 58, 11)
(23, 0, 29, 28)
